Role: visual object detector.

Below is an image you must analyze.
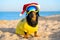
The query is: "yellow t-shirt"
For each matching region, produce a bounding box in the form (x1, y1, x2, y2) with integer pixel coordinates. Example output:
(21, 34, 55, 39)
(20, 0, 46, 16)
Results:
(16, 18, 38, 35)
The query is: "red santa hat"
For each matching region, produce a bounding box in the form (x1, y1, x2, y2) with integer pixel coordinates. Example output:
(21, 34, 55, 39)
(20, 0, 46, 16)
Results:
(20, 3, 40, 16)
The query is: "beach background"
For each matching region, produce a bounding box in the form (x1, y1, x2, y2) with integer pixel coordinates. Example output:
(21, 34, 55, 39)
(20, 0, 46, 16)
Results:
(0, 0, 60, 40)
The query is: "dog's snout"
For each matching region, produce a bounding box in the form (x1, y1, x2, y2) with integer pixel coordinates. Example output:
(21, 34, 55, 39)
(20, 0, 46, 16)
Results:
(33, 13, 36, 18)
(32, 11, 36, 17)
(31, 11, 37, 21)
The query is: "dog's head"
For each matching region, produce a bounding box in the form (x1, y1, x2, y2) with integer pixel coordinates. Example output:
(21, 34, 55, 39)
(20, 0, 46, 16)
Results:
(26, 11, 39, 27)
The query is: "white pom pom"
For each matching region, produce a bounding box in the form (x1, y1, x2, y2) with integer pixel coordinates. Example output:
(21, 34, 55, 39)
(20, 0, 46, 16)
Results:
(19, 14, 22, 16)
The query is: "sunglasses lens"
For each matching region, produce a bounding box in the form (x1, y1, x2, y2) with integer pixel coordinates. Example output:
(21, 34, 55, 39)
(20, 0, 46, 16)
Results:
(26, 6, 38, 12)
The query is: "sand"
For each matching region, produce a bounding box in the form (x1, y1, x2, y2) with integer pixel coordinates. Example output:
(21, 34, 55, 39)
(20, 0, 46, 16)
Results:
(0, 15, 60, 40)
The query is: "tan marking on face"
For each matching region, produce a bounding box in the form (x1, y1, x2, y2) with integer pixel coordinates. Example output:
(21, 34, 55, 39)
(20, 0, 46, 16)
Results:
(32, 11, 36, 21)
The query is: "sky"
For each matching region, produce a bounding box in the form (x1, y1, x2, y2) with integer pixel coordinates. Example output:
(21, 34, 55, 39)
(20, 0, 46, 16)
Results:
(0, 0, 60, 12)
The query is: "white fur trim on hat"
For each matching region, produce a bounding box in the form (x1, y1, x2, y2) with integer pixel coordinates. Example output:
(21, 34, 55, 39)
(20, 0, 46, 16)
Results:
(36, 5, 40, 10)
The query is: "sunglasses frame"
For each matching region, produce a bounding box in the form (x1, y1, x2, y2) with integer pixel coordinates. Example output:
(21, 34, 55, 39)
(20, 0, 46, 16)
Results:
(26, 5, 39, 14)
(27, 10, 39, 14)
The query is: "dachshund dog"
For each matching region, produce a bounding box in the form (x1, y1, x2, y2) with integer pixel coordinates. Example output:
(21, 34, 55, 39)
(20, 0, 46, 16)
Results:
(16, 11, 39, 38)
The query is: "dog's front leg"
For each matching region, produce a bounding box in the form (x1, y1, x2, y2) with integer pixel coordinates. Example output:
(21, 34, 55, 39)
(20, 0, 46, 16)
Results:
(34, 31, 38, 37)
(24, 32, 28, 38)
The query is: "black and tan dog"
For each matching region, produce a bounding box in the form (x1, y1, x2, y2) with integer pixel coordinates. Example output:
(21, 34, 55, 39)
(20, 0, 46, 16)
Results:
(16, 11, 39, 38)
(16, 3, 40, 38)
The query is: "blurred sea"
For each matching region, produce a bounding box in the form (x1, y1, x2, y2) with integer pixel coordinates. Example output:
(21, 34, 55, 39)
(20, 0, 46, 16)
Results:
(0, 11, 60, 20)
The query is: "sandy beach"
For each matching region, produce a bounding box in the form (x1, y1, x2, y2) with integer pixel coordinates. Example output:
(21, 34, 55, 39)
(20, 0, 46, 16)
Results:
(0, 15, 60, 40)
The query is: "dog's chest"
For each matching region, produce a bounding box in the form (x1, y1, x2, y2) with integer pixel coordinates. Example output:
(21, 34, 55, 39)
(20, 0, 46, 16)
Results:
(23, 21, 38, 34)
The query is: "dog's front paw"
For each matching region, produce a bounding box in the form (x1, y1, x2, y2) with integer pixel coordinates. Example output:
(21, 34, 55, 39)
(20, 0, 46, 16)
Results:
(24, 32, 29, 39)
(34, 34, 38, 37)
(34, 31, 39, 37)
(24, 35, 29, 39)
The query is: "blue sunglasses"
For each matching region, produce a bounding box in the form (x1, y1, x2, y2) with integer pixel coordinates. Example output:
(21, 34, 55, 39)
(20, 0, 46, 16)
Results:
(26, 6, 39, 14)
